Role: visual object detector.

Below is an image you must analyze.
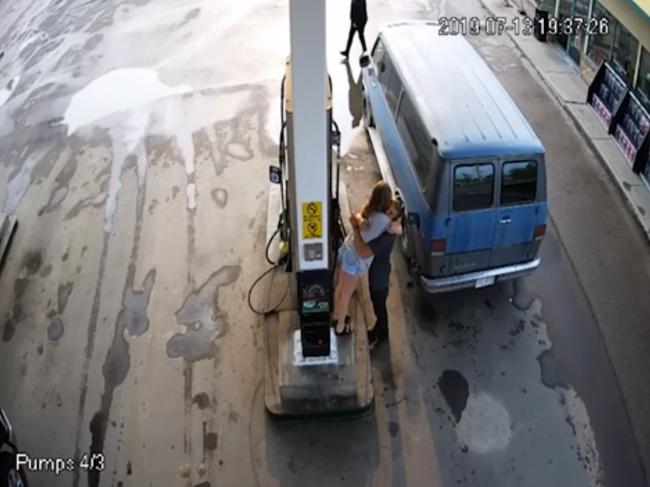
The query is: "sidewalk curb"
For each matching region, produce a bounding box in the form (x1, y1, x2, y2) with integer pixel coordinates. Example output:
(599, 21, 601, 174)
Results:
(477, 0, 650, 245)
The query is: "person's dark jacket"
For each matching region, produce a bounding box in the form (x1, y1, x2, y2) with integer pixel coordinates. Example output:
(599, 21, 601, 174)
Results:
(350, 0, 368, 26)
(368, 232, 395, 291)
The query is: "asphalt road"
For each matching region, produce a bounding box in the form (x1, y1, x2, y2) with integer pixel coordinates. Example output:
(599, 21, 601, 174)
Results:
(0, 0, 648, 486)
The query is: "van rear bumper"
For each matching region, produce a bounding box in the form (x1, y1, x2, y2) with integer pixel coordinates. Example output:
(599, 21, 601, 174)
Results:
(419, 258, 541, 294)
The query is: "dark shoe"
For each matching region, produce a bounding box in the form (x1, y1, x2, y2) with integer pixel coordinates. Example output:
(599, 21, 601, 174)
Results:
(340, 50, 349, 58)
(335, 322, 353, 336)
(345, 314, 351, 325)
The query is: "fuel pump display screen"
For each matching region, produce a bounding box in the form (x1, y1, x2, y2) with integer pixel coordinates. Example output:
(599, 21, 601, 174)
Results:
(301, 283, 330, 314)
(297, 270, 332, 319)
(297, 270, 333, 358)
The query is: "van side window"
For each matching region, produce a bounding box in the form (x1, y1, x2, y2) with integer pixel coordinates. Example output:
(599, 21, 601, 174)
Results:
(372, 39, 385, 66)
(500, 161, 537, 205)
(377, 51, 392, 90)
(396, 94, 432, 189)
(386, 69, 402, 114)
(453, 164, 494, 212)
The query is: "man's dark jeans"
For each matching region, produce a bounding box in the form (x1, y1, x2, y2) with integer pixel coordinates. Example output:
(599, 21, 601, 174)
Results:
(370, 287, 389, 340)
(344, 22, 367, 54)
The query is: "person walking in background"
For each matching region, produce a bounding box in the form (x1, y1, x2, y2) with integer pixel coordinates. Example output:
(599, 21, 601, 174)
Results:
(340, 0, 368, 59)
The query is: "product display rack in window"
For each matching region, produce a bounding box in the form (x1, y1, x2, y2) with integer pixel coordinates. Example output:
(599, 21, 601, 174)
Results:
(587, 61, 627, 129)
(611, 90, 650, 175)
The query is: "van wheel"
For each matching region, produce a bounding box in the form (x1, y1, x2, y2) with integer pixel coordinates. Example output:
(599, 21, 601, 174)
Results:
(362, 96, 375, 128)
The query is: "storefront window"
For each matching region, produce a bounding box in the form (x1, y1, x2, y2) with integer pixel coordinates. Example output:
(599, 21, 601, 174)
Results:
(637, 48, 650, 100)
(557, 0, 574, 51)
(568, 0, 590, 63)
(586, 2, 615, 66)
(611, 24, 639, 85)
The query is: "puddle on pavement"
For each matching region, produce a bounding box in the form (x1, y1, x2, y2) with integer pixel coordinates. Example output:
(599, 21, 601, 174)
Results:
(39, 154, 79, 216)
(210, 188, 228, 208)
(60, 68, 252, 231)
(47, 318, 64, 342)
(63, 68, 190, 135)
(0, 75, 20, 108)
(421, 294, 604, 485)
(437, 369, 469, 423)
(124, 269, 156, 336)
(166, 265, 241, 363)
(57, 282, 74, 314)
(537, 349, 568, 389)
(3, 145, 58, 214)
(3, 250, 43, 342)
(88, 267, 156, 487)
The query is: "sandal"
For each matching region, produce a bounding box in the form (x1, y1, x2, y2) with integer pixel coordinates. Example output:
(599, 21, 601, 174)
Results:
(335, 322, 353, 336)
(332, 316, 351, 328)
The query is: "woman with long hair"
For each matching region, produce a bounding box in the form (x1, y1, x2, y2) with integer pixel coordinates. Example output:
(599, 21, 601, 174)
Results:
(333, 181, 403, 335)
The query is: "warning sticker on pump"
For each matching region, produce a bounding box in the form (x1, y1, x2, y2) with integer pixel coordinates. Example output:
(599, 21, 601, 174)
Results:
(302, 201, 322, 239)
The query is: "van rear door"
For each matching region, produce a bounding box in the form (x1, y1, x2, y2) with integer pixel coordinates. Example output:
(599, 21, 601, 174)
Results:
(491, 159, 545, 267)
(445, 161, 498, 274)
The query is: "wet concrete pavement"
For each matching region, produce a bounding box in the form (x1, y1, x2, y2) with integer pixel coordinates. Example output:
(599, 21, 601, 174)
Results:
(0, 0, 649, 486)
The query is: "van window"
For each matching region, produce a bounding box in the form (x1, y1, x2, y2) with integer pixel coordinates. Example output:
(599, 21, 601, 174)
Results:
(396, 94, 433, 189)
(453, 164, 494, 212)
(386, 69, 402, 113)
(377, 51, 392, 89)
(500, 161, 537, 205)
(372, 39, 385, 66)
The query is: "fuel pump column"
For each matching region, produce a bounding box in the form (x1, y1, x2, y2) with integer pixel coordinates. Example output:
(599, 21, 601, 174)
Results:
(261, 0, 374, 418)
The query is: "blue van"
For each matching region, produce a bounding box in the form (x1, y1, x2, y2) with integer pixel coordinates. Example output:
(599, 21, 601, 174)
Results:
(361, 21, 547, 293)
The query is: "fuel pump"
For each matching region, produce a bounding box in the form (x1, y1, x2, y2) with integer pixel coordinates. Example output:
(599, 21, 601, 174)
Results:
(259, 0, 374, 417)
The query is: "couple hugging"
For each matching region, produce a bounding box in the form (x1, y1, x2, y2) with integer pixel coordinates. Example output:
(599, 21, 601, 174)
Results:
(333, 181, 404, 345)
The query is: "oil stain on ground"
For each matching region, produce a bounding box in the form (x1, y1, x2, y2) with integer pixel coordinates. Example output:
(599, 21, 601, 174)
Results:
(192, 393, 211, 410)
(437, 369, 469, 424)
(166, 265, 241, 363)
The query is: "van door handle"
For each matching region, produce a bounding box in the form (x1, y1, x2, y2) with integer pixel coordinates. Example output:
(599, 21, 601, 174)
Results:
(499, 217, 511, 224)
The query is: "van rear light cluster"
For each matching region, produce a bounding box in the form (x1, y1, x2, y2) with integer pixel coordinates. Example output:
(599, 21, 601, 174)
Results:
(533, 224, 546, 240)
(431, 239, 446, 256)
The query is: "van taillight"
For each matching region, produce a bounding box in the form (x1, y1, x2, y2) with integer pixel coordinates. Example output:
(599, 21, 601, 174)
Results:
(534, 224, 546, 240)
(431, 239, 446, 256)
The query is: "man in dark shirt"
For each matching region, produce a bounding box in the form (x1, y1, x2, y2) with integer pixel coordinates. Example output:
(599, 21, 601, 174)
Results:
(340, 0, 368, 58)
(366, 231, 396, 348)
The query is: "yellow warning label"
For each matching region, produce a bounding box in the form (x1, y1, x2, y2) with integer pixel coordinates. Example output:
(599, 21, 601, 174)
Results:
(302, 201, 322, 239)
(303, 219, 322, 239)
